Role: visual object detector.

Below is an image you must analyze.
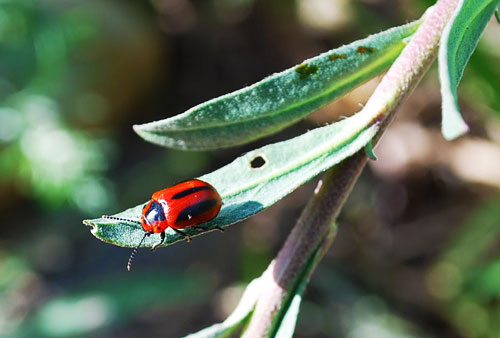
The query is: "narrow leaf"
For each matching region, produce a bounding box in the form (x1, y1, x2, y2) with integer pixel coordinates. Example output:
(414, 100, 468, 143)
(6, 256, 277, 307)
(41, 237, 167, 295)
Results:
(133, 21, 419, 150)
(270, 260, 311, 338)
(184, 278, 262, 338)
(84, 114, 379, 248)
(273, 294, 303, 338)
(264, 222, 337, 338)
(439, 0, 498, 140)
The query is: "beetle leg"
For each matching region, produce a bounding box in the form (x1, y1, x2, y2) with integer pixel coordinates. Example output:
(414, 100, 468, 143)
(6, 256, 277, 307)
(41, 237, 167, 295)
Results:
(172, 228, 191, 243)
(150, 231, 165, 251)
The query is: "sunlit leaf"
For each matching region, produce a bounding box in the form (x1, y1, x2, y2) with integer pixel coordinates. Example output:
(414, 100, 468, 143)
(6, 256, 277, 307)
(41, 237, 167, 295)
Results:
(253, 226, 330, 338)
(84, 113, 379, 248)
(133, 21, 419, 150)
(184, 238, 325, 338)
(184, 278, 262, 338)
(438, 0, 498, 140)
(273, 293, 303, 338)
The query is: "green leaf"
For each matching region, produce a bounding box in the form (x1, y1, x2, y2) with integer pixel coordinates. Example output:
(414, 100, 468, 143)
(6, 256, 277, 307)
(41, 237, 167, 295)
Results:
(364, 140, 377, 160)
(273, 293, 303, 338)
(264, 225, 331, 338)
(270, 266, 309, 338)
(84, 113, 379, 248)
(186, 230, 328, 338)
(133, 21, 419, 150)
(438, 0, 498, 140)
(183, 278, 262, 338)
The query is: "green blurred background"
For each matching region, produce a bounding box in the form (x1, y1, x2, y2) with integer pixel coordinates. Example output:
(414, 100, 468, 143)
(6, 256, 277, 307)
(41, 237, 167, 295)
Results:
(0, 0, 499, 337)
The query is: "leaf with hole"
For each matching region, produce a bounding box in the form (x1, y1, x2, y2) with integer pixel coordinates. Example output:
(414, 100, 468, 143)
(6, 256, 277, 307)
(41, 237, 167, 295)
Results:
(438, 0, 498, 140)
(133, 21, 419, 150)
(84, 112, 379, 248)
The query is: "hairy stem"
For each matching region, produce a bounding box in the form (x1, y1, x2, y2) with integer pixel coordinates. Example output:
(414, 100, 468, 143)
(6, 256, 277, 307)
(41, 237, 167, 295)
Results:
(243, 0, 460, 336)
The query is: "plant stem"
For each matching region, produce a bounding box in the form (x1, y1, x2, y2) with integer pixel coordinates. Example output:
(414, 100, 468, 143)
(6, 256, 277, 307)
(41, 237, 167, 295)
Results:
(243, 0, 460, 336)
(243, 151, 369, 337)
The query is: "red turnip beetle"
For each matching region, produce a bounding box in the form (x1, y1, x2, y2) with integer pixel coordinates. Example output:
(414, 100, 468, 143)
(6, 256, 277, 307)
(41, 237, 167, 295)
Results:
(103, 179, 223, 270)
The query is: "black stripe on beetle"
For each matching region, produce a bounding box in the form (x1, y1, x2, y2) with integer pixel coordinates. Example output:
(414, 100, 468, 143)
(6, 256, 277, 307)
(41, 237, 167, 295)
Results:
(175, 199, 219, 224)
(171, 186, 213, 200)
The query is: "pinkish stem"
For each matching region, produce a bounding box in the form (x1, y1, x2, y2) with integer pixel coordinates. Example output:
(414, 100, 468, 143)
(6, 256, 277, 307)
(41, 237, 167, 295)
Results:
(243, 0, 460, 336)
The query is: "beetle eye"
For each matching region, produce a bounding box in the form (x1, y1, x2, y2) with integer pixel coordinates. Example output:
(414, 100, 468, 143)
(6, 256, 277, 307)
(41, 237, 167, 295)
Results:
(145, 201, 166, 225)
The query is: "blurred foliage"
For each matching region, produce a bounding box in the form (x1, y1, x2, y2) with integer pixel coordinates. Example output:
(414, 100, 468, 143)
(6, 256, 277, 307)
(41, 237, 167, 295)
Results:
(0, 0, 161, 214)
(429, 197, 500, 337)
(11, 271, 211, 338)
(0, 0, 498, 337)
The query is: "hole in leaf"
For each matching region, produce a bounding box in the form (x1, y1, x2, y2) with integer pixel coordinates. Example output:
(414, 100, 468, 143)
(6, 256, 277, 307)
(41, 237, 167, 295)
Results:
(250, 155, 266, 169)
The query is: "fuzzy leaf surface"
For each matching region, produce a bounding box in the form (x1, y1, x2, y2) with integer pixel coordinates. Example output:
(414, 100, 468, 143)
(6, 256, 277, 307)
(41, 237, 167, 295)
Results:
(133, 22, 419, 150)
(183, 278, 262, 338)
(84, 114, 378, 248)
(439, 0, 498, 140)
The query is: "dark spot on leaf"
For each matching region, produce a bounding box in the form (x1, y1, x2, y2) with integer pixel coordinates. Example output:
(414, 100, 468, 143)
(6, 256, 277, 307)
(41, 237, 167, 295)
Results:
(328, 54, 347, 61)
(250, 155, 266, 169)
(357, 46, 376, 53)
(295, 64, 318, 79)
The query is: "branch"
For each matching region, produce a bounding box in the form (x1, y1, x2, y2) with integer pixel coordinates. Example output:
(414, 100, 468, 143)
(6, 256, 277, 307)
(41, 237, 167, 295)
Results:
(243, 0, 460, 336)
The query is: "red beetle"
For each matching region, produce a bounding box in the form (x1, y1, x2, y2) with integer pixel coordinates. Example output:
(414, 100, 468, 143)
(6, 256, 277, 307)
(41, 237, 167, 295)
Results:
(103, 179, 223, 270)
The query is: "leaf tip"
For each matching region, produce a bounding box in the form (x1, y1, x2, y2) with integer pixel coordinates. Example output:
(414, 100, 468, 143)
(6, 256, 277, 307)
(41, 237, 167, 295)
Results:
(442, 115, 469, 141)
(364, 142, 377, 160)
(83, 219, 100, 237)
(440, 89, 469, 141)
(133, 123, 162, 146)
(82, 219, 93, 227)
(132, 123, 146, 135)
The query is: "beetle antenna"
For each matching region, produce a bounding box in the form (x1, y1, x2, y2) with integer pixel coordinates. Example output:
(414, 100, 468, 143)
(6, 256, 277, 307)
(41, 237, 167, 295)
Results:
(102, 215, 141, 225)
(127, 232, 148, 271)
